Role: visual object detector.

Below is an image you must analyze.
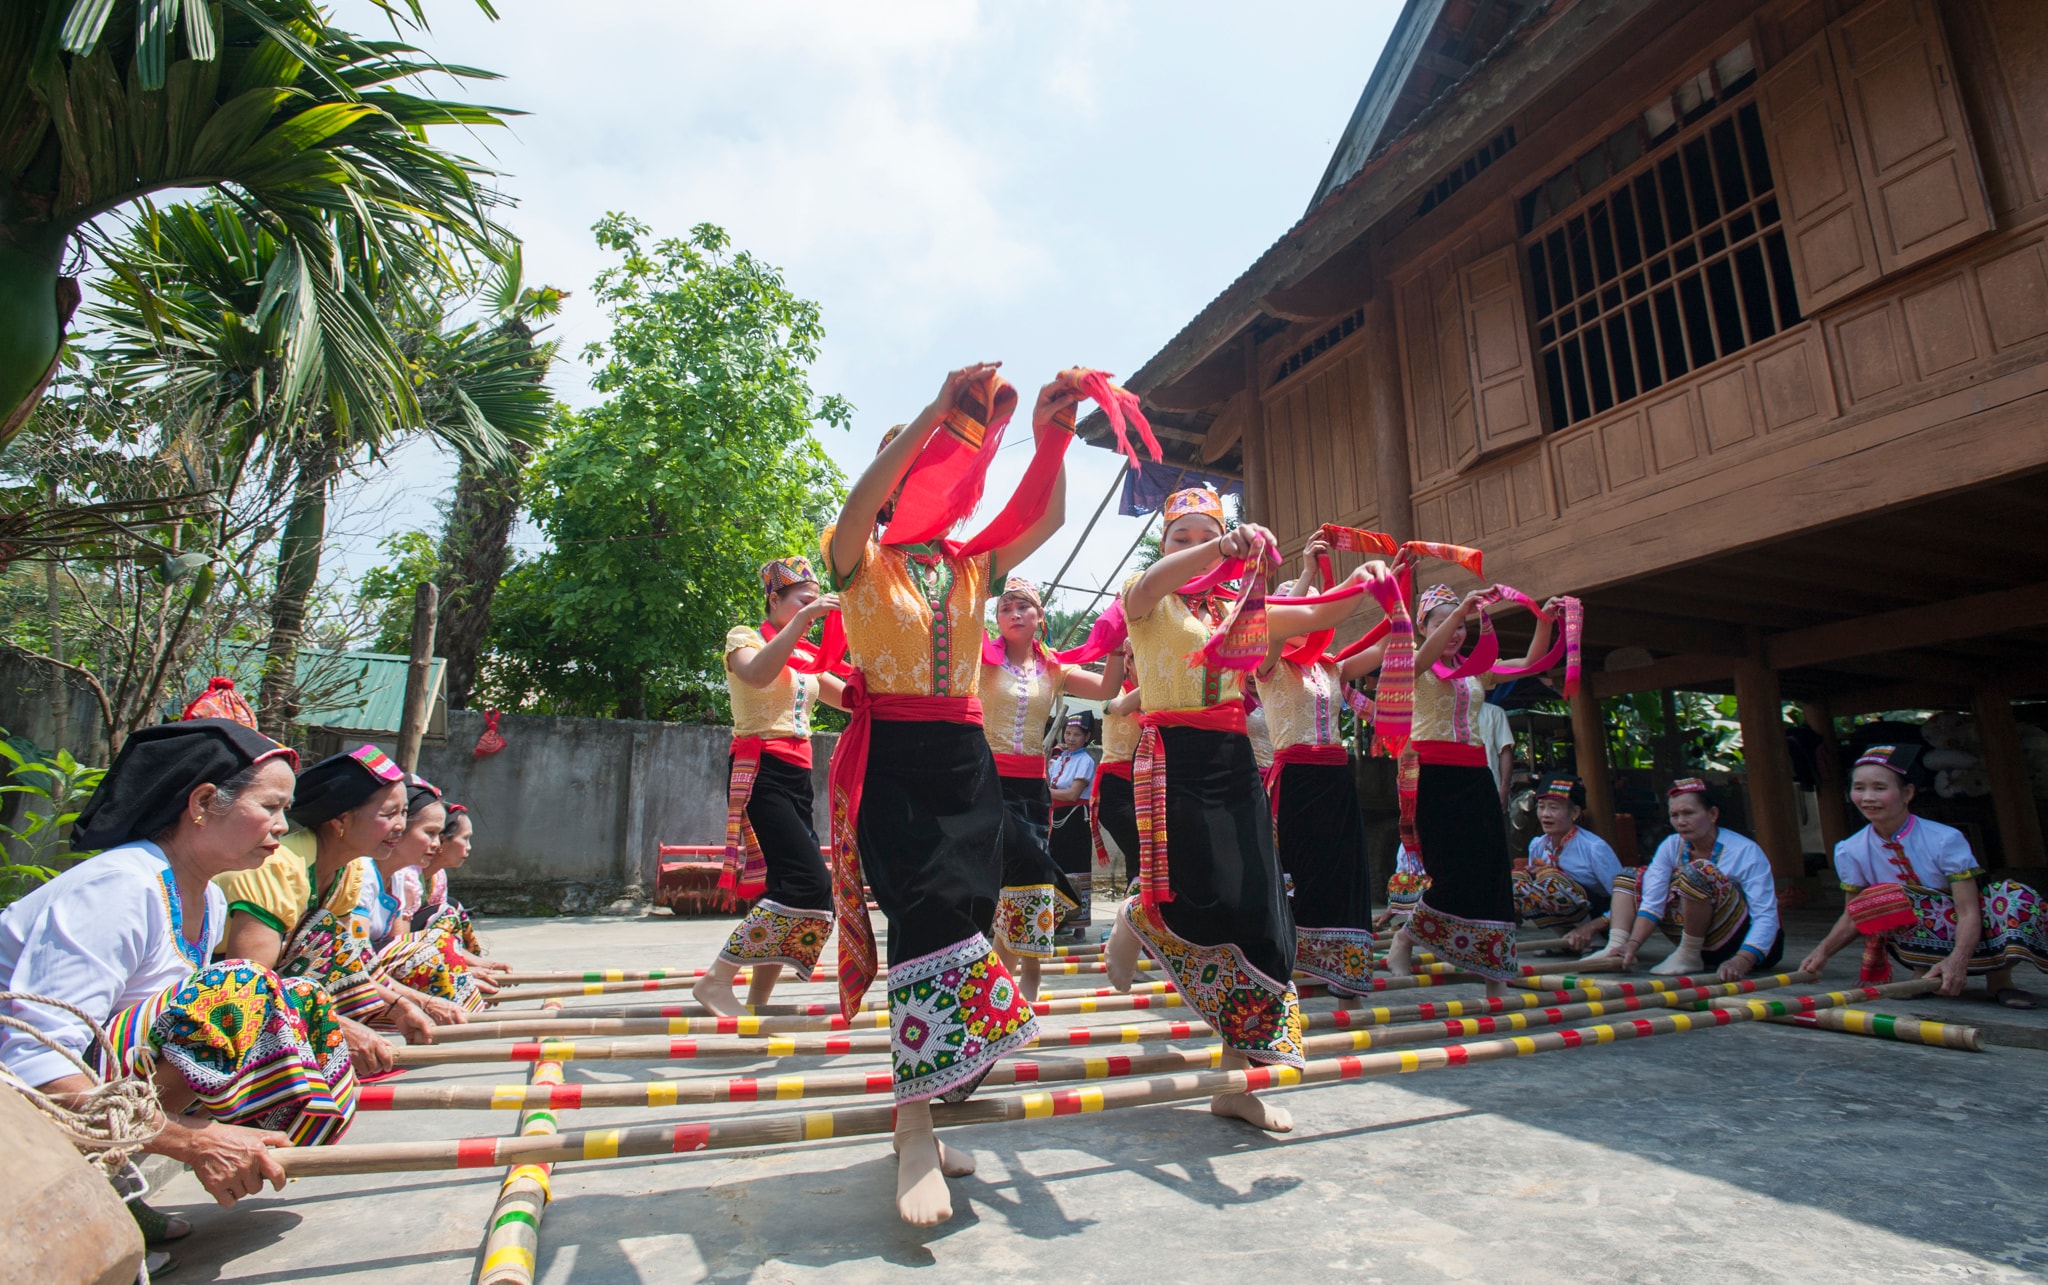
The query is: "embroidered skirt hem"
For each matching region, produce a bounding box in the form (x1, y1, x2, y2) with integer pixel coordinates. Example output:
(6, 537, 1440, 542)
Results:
(1408, 898, 1519, 982)
(1293, 926, 1380, 997)
(1513, 865, 1594, 930)
(887, 933, 1039, 1103)
(1886, 880, 2048, 976)
(1122, 898, 1305, 1067)
(996, 883, 1078, 959)
(718, 898, 834, 978)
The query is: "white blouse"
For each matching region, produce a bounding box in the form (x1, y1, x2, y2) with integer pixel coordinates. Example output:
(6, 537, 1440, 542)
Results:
(1833, 815, 1982, 891)
(0, 842, 225, 1086)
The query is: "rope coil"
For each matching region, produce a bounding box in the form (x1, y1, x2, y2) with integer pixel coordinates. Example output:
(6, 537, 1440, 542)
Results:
(0, 991, 167, 1174)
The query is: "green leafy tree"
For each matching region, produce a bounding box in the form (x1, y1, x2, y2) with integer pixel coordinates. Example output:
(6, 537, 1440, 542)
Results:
(0, 739, 105, 906)
(357, 529, 440, 653)
(485, 215, 849, 721)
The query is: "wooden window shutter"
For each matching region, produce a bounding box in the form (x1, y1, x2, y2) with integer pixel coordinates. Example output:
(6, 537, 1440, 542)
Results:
(1434, 268, 1478, 472)
(1459, 245, 1543, 459)
(1757, 28, 1882, 310)
(1829, 0, 1991, 274)
(1396, 266, 1453, 487)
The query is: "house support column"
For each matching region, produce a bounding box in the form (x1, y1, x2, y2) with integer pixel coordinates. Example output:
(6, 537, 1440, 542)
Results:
(1363, 293, 1413, 544)
(1734, 631, 1803, 882)
(1974, 679, 2045, 868)
(1800, 700, 1854, 854)
(1567, 683, 1617, 847)
(1240, 335, 1269, 525)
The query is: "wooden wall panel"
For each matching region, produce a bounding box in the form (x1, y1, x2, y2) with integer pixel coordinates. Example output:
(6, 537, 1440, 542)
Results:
(1831, 0, 1993, 273)
(1396, 272, 1451, 486)
(1460, 245, 1545, 457)
(1977, 240, 2048, 350)
(1759, 29, 1882, 310)
(1255, 342, 1381, 551)
(1980, 0, 2048, 207)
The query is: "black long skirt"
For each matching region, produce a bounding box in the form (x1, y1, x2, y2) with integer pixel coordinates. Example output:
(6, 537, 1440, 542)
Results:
(1150, 726, 1293, 985)
(737, 750, 830, 911)
(855, 720, 1004, 965)
(1277, 759, 1376, 994)
(994, 774, 1081, 956)
(1094, 770, 1138, 888)
(1409, 760, 1519, 981)
(1049, 801, 1093, 929)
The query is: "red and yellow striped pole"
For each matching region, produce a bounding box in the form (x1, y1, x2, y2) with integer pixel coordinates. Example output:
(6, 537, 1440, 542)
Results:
(475, 997, 563, 1285)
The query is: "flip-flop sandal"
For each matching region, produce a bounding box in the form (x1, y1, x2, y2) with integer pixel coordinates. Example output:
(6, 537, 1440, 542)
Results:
(1993, 987, 2038, 1010)
(145, 1250, 178, 1278)
(130, 1199, 192, 1245)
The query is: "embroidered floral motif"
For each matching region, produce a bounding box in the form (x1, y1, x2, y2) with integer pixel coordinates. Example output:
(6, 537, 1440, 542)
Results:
(718, 898, 833, 978)
(278, 907, 385, 1022)
(1408, 899, 1518, 981)
(1882, 879, 2048, 976)
(995, 884, 1072, 959)
(1121, 898, 1304, 1066)
(376, 924, 485, 1012)
(1385, 866, 1430, 915)
(105, 961, 357, 1146)
(1294, 926, 1378, 997)
(888, 934, 1038, 1102)
(1512, 864, 1593, 929)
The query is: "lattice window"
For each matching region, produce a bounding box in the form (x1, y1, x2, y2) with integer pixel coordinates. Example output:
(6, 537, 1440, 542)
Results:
(1520, 48, 1803, 431)
(1269, 307, 1365, 387)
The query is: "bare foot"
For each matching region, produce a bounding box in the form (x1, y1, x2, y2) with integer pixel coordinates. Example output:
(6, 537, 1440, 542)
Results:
(1106, 913, 1141, 993)
(691, 963, 743, 1018)
(744, 963, 783, 1009)
(1383, 928, 1415, 978)
(893, 1132, 976, 1177)
(1211, 1091, 1293, 1132)
(894, 1104, 953, 1226)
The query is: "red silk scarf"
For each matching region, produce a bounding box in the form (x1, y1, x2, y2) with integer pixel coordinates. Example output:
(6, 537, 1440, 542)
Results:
(1132, 701, 1248, 912)
(765, 616, 851, 678)
(826, 674, 984, 1018)
(1073, 368, 1163, 471)
(880, 374, 1019, 547)
(883, 388, 1075, 564)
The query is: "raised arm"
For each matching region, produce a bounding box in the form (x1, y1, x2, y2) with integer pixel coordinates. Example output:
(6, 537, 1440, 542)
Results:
(1127, 523, 1276, 622)
(1503, 595, 1562, 669)
(728, 594, 839, 688)
(989, 377, 1085, 582)
(1412, 590, 1490, 673)
(831, 363, 1000, 581)
(1266, 559, 1384, 639)
(1061, 650, 1126, 701)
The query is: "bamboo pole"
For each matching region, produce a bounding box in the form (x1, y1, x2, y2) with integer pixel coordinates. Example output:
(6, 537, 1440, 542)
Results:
(1706, 995, 1977, 1049)
(475, 997, 561, 1285)
(363, 974, 1812, 1112)
(518, 979, 1184, 1022)
(283, 979, 1929, 1177)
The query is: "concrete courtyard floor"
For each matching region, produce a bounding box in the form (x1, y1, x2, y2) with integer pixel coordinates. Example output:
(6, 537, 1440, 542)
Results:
(152, 901, 2048, 1283)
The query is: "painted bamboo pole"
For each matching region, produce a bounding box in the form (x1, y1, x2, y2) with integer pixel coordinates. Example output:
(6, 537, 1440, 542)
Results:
(281, 979, 1930, 1178)
(1764, 1007, 1979, 1050)
(475, 997, 563, 1285)
(363, 974, 1811, 1113)
(498, 979, 1185, 1023)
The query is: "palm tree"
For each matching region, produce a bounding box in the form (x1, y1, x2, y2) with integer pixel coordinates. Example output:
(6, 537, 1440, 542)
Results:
(0, 0, 513, 443)
(87, 197, 551, 734)
(432, 248, 565, 708)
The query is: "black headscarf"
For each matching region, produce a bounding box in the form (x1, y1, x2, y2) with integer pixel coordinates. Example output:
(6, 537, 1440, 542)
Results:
(289, 744, 406, 830)
(75, 719, 298, 850)
(406, 774, 443, 818)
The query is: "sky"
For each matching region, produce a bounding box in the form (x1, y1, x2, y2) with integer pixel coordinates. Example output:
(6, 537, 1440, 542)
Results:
(328, 0, 1401, 620)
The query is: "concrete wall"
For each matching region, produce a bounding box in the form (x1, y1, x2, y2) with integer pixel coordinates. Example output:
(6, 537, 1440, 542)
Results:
(358, 709, 835, 915)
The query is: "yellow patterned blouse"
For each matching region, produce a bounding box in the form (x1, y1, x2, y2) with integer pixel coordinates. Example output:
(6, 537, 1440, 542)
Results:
(216, 828, 367, 936)
(1101, 705, 1140, 763)
(1119, 575, 1240, 713)
(823, 524, 991, 698)
(725, 625, 820, 740)
(1411, 670, 1485, 746)
(980, 650, 1067, 755)
(1260, 658, 1343, 752)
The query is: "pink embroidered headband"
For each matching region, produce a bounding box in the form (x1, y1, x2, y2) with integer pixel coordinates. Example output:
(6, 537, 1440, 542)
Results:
(997, 575, 1043, 610)
(1162, 486, 1225, 531)
(1418, 584, 1461, 618)
(1667, 777, 1709, 798)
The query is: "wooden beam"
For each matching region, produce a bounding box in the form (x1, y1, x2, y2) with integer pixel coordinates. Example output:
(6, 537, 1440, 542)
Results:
(1589, 653, 1738, 699)
(1567, 681, 1617, 845)
(1364, 293, 1413, 545)
(1733, 632, 1803, 881)
(1574, 606, 1746, 658)
(1141, 353, 1244, 414)
(1240, 336, 1269, 525)
(1975, 679, 2047, 869)
(1765, 583, 2048, 672)
(1824, 681, 1972, 720)
(1256, 239, 1376, 324)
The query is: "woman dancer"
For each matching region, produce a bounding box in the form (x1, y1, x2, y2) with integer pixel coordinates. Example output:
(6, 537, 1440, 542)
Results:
(1800, 744, 2047, 1006)
(695, 557, 847, 1016)
(1105, 486, 1376, 1132)
(983, 577, 1123, 994)
(1048, 712, 1099, 941)
(0, 720, 356, 1211)
(1382, 584, 1558, 998)
(1518, 775, 1622, 940)
(1258, 534, 1390, 1000)
(366, 776, 486, 1013)
(395, 803, 506, 978)
(825, 363, 1075, 1224)
(1094, 647, 1142, 890)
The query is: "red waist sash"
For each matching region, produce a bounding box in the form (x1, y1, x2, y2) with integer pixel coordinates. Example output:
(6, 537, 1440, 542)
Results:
(1413, 740, 1487, 767)
(1098, 758, 1134, 780)
(828, 674, 984, 1018)
(757, 735, 813, 770)
(1133, 701, 1248, 910)
(1264, 742, 1348, 816)
(993, 752, 1045, 779)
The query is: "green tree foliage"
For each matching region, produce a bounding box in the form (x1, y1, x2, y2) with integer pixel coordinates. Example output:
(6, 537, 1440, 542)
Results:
(483, 216, 849, 721)
(358, 530, 441, 653)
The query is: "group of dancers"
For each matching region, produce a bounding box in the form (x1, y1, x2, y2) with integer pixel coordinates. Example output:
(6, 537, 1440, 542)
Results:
(7, 363, 2048, 1247)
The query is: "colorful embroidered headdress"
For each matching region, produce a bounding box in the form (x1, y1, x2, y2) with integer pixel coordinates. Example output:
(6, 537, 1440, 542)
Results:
(997, 575, 1043, 610)
(1161, 485, 1225, 533)
(1854, 743, 1920, 777)
(760, 556, 818, 594)
(1667, 776, 1710, 798)
(180, 676, 258, 729)
(1535, 774, 1586, 807)
(1417, 583, 1461, 620)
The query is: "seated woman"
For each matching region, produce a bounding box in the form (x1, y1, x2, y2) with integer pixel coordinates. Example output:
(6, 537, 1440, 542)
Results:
(216, 746, 455, 1045)
(1583, 778, 1783, 980)
(1048, 712, 1100, 942)
(0, 719, 358, 1212)
(1799, 744, 2048, 1008)
(395, 803, 505, 974)
(1516, 774, 1622, 938)
(364, 776, 485, 1014)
